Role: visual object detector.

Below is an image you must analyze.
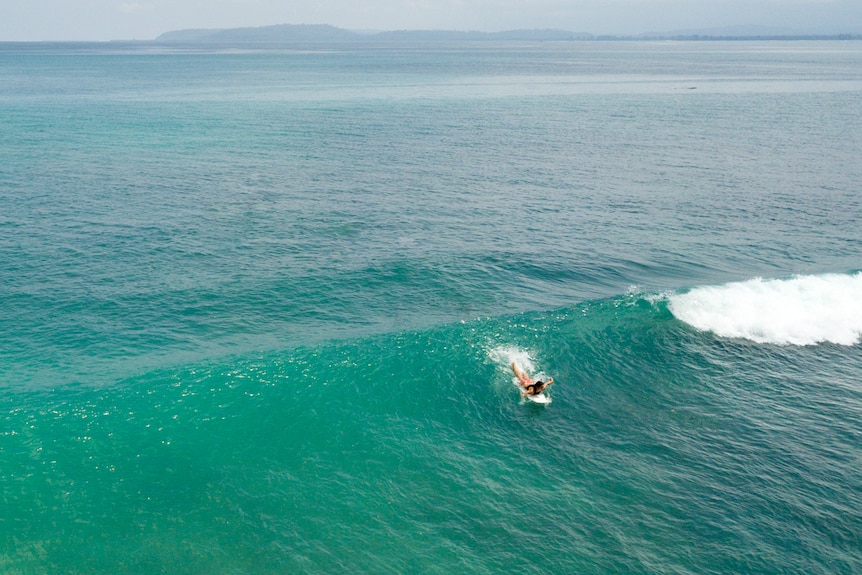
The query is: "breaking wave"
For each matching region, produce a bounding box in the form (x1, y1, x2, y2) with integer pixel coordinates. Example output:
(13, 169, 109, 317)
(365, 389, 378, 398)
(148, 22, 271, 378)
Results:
(668, 272, 862, 345)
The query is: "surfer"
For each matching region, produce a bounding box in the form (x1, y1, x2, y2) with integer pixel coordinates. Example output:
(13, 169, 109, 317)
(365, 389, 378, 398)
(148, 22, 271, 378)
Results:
(512, 361, 553, 399)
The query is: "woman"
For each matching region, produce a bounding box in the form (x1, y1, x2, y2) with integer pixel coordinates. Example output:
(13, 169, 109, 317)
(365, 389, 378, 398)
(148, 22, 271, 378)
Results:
(512, 361, 554, 399)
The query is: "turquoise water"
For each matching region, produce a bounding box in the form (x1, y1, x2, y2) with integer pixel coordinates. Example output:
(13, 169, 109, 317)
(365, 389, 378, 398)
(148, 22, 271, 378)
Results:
(1, 41, 861, 573)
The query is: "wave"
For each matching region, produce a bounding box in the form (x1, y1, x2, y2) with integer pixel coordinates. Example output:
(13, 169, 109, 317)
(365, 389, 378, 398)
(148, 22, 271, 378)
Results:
(6, 271, 862, 575)
(667, 272, 862, 346)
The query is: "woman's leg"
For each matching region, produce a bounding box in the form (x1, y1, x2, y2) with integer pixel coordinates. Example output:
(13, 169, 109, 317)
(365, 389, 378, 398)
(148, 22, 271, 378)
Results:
(511, 362, 531, 386)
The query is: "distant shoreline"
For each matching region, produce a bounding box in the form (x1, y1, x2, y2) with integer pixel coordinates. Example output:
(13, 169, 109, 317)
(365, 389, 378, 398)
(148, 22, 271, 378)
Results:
(150, 24, 862, 44)
(2, 37, 860, 47)
(2, 28, 860, 46)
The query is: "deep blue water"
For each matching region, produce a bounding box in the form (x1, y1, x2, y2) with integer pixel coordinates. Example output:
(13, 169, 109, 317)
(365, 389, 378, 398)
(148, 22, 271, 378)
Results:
(1, 40, 861, 574)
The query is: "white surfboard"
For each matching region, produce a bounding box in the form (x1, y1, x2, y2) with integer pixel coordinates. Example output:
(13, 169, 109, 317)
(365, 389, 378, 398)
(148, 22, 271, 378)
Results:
(526, 393, 552, 405)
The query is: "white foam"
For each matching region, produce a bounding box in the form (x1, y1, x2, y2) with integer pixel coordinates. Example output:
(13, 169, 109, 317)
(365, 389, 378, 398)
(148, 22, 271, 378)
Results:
(667, 273, 862, 346)
(487, 346, 535, 373)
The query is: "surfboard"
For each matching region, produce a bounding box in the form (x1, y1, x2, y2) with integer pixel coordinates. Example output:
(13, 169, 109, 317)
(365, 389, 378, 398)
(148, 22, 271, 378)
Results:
(526, 393, 551, 405)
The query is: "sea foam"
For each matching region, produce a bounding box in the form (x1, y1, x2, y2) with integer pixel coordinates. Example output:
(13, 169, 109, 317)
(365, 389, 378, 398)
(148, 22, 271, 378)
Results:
(668, 273, 862, 346)
(487, 345, 536, 373)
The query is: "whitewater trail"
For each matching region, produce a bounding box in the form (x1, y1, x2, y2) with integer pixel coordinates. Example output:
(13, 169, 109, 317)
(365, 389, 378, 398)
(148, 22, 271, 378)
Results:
(668, 273, 862, 346)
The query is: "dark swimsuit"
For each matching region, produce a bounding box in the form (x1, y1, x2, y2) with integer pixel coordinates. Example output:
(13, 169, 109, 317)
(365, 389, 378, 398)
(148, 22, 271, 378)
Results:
(527, 381, 545, 395)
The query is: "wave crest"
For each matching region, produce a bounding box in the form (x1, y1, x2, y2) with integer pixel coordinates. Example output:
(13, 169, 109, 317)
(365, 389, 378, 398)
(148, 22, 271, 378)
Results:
(668, 273, 862, 346)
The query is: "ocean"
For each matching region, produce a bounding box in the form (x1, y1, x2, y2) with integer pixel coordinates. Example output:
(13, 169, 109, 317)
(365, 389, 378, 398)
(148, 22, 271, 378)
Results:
(1, 40, 861, 573)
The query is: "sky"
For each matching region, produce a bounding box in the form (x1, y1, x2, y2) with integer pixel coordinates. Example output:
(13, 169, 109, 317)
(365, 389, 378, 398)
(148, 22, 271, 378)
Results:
(2, 0, 860, 41)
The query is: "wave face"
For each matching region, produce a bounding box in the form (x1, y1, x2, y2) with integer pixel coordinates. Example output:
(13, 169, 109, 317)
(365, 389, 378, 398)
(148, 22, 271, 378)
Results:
(3, 287, 861, 574)
(668, 273, 862, 345)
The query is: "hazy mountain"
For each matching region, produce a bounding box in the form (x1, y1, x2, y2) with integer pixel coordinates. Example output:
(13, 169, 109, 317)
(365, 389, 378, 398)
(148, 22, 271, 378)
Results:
(155, 24, 591, 43)
(156, 24, 359, 43)
(154, 23, 859, 44)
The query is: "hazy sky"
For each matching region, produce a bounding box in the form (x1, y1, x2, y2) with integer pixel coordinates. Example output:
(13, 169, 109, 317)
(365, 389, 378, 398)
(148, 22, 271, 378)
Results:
(2, 0, 860, 41)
